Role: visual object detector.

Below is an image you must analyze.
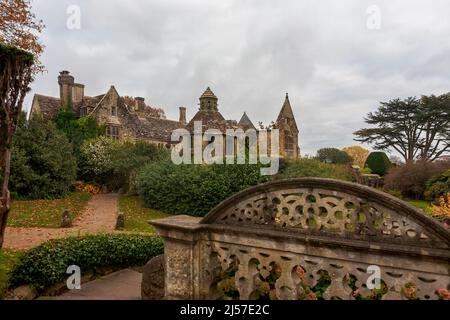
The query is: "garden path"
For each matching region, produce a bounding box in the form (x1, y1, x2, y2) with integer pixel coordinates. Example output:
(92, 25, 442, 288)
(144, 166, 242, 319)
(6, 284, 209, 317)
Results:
(3, 194, 119, 250)
(38, 269, 142, 300)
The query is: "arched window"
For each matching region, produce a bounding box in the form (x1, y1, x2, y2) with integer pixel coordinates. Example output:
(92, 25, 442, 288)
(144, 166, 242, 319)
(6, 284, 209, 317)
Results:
(111, 105, 117, 116)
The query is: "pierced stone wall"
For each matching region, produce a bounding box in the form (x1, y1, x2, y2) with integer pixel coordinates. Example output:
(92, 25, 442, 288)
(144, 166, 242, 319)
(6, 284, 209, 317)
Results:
(151, 178, 450, 300)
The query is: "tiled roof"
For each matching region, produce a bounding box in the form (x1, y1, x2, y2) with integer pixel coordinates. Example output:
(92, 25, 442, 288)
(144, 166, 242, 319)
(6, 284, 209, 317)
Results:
(276, 93, 299, 132)
(83, 95, 104, 107)
(238, 112, 256, 130)
(185, 110, 230, 133)
(128, 115, 181, 141)
(33, 94, 61, 119)
(200, 87, 218, 100)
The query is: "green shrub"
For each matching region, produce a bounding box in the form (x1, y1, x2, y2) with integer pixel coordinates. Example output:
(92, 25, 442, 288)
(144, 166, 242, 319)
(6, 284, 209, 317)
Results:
(364, 152, 392, 176)
(9, 234, 163, 292)
(275, 158, 354, 182)
(425, 170, 450, 201)
(136, 161, 269, 217)
(54, 107, 105, 157)
(316, 148, 353, 165)
(10, 114, 77, 199)
(79, 137, 169, 191)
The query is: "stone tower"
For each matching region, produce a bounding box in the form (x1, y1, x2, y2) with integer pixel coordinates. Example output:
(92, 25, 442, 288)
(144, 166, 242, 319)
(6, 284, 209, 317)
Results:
(199, 87, 218, 112)
(276, 93, 300, 158)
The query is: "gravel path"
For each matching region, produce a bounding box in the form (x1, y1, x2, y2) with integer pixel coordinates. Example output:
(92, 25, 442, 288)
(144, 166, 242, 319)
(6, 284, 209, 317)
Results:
(3, 194, 119, 250)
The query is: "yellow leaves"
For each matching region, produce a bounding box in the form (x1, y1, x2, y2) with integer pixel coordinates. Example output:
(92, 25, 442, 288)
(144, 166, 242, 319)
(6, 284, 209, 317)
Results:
(431, 193, 450, 219)
(342, 146, 370, 168)
(74, 181, 101, 195)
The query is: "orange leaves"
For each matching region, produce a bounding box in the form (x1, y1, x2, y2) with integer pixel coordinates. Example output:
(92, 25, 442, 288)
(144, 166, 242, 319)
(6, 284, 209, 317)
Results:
(431, 193, 450, 219)
(0, 0, 45, 74)
(73, 181, 102, 195)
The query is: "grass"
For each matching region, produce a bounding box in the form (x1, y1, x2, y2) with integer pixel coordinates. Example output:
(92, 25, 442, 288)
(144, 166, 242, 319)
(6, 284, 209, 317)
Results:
(0, 249, 22, 299)
(118, 195, 171, 233)
(8, 192, 92, 228)
(407, 200, 432, 214)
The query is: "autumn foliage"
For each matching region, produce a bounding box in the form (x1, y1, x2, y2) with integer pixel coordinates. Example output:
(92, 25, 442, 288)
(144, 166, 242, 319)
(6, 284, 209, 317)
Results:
(431, 193, 450, 219)
(0, 0, 45, 74)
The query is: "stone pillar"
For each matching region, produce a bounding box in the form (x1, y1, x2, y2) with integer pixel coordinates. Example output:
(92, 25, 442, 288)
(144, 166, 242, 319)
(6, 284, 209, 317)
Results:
(151, 215, 203, 300)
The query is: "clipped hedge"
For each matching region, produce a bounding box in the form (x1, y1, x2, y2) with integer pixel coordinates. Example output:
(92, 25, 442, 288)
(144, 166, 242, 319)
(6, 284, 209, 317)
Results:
(276, 158, 355, 182)
(364, 152, 392, 176)
(9, 234, 163, 292)
(136, 161, 269, 217)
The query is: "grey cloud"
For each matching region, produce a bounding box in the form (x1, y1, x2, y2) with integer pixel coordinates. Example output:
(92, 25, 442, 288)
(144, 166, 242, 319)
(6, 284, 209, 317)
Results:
(26, 0, 450, 156)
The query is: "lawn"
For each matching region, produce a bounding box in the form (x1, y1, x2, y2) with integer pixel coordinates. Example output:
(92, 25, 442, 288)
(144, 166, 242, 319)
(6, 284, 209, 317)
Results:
(8, 192, 92, 228)
(118, 195, 171, 233)
(407, 200, 432, 214)
(0, 250, 22, 299)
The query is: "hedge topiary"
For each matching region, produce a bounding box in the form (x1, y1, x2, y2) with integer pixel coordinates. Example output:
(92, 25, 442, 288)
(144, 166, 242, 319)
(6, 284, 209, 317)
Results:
(136, 161, 269, 217)
(276, 158, 355, 182)
(364, 152, 392, 176)
(9, 234, 163, 292)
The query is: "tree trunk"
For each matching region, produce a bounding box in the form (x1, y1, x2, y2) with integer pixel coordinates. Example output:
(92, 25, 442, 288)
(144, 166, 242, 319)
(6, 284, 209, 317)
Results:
(0, 148, 11, 248)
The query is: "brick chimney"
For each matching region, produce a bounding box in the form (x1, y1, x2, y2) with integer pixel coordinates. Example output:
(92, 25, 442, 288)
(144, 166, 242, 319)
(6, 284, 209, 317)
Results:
(58, 71, 74, 107)
(179, 107, 186, 125)
(135, 97, 145, 112)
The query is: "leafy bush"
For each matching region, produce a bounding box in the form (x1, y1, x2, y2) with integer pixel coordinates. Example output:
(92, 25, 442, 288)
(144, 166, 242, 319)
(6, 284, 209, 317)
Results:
(316, 148, 353, 165)
(137, 161, 269, 217)
(384, 160, 450, 199)
(79, 137, 169, 191)
(276, 158, 354, 182)
(9, 115, 77, 199)
(364, 152, 392, 176)
(342, 146, 370, 168)
(54, 107, 105, 157)
(9, 234, 163, 292)
(425, 170, 450, 201)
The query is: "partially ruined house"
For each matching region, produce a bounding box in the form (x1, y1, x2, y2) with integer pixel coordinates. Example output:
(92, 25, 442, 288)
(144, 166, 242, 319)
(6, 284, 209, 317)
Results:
(30, 71, 300, 158)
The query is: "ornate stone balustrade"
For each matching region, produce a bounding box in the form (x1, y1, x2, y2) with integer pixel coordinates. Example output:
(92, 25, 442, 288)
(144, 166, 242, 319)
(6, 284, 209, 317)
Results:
(151, 178, 450, 300)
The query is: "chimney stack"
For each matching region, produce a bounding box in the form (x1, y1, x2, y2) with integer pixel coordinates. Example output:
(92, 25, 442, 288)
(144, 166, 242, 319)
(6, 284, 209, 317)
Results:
(58, 71, 74, 108)
(72, 83, 85, 103)
(135, 97, 145, 112)
(179, 107, 186, 125)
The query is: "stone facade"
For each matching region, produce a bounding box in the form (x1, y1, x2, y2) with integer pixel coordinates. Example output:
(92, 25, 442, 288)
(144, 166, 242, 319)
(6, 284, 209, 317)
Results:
(151, 178, 450, 300)
(30, 71, 301, 157)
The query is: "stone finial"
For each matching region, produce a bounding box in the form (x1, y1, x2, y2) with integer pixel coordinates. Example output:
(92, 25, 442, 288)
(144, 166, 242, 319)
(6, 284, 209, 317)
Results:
(116, 212, 125, 230)
(60, 209, 72, 228)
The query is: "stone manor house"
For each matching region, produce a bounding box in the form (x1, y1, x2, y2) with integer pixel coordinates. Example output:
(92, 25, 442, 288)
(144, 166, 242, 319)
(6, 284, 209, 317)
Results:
(30, 71, 300, 158)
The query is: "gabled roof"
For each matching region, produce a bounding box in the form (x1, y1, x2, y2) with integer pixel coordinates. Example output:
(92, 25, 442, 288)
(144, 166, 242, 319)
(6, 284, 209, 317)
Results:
(238, 112, 256, 131)
(276, 93, 299, 132)
(31, 94, 61, 119)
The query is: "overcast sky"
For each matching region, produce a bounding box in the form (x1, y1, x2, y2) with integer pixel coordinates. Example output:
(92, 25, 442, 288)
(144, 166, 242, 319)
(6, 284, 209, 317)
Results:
(27, 0, 450, 156)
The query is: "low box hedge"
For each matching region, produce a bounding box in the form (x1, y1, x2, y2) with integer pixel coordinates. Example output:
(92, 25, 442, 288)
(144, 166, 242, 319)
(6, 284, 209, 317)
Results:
(9, 234, 164, 292)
